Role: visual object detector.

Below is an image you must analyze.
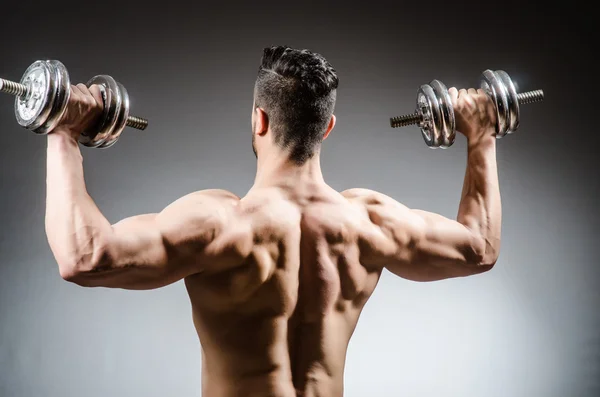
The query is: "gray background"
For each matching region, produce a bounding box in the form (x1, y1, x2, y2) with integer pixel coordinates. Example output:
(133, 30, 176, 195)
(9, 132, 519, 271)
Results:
(1, 1, 597, 396)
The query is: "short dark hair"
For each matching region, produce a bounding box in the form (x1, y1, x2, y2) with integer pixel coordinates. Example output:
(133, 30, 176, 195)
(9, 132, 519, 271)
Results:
(254, 45, 338, 164)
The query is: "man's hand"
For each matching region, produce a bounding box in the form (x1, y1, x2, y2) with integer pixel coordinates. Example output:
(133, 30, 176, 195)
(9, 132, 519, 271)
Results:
(52, 84, 104, 141)
(449, 87, 497, 146)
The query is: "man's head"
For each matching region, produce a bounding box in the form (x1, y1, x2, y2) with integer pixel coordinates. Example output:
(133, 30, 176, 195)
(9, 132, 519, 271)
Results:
(251, 46, 338, 164)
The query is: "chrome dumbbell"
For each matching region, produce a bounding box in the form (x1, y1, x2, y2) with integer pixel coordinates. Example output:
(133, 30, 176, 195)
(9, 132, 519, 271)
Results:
(0, 60, 148, 148)
(389, 70, 544, 148)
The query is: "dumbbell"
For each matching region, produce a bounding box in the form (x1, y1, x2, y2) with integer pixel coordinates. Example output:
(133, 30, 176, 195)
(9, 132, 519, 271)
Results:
(0, 60, 148, 148)
(389, 70, 544, 148)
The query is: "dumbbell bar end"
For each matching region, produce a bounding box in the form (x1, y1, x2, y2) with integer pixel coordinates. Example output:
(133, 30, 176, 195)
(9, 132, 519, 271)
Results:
(126, 115, 148, 130)
(517, 89, 544, 104)
(0, 78, 29, 97)
(0, 77, 148, 131)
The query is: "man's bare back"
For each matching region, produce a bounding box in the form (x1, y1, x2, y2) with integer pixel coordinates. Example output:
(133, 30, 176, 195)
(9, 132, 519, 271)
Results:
(185, 185, 385, 397)
(132, 178, 491, 396)
(44, 46, 501, 396)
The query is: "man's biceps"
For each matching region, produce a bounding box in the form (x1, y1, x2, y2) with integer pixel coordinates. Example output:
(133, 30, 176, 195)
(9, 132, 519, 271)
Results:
(410, 209, 451, 223)
(106, 215, 167, 258)
(111, 213, 160, 231)
(415, 218, 485, 266)
(409, 210, 473, 238)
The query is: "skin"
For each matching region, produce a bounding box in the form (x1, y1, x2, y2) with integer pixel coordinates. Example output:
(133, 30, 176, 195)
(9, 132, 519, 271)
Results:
(45, 82, 500, 397)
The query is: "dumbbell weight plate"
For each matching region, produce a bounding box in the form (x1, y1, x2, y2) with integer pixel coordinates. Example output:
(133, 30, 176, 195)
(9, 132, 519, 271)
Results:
(496, 70, 520, 134)
(79, 75, 122, 148)
(417, 84, 442, 148)
(15, 60, 57, 132)
(417, 81, 454, 148)
(98, 80, 130, 148)
(35, 60, 71, 135)
(429, 79, 455, 148)
(480, 69, 510, 138)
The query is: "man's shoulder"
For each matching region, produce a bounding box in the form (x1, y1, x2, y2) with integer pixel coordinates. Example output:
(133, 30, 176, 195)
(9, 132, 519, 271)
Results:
(340, 188, 376, 199)
(340, 188, 397, 206)
(159, 189, 242, 224)
(188, 188, 241, 201)
(169, 189, 241, 208)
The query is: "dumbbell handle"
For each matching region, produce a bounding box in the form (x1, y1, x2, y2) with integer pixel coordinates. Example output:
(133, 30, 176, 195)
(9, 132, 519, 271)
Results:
(0, 77, 148, 130)
(390, 89, 545, 128)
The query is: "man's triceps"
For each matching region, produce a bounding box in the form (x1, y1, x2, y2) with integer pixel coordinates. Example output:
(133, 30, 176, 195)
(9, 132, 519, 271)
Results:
(67, 213, 186, 289)
(68, 190, 238, 289)
(360, 195, 491, 281)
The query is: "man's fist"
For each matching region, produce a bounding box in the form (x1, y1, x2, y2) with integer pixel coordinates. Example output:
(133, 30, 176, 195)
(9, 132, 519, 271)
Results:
(53, 84, 104, 141)
(449, 87, 497, 145)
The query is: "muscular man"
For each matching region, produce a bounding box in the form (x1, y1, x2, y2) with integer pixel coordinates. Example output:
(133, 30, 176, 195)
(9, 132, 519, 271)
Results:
(45, 46, 500, 397)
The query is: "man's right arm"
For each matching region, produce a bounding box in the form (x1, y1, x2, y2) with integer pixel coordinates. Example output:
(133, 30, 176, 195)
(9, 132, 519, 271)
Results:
(345, 89, 501, 282)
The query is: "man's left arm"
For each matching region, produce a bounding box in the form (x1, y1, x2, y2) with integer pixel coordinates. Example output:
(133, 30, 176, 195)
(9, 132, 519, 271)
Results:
(45, 130, 242, 290)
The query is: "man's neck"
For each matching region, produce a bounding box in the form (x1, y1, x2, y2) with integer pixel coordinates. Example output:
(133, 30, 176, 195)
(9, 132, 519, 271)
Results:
(252, 151, 325, 190)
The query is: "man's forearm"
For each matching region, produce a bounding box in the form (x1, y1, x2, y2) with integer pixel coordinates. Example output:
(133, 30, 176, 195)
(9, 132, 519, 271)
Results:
(456, 133, 501, 265)
(45, 130, 112, 276)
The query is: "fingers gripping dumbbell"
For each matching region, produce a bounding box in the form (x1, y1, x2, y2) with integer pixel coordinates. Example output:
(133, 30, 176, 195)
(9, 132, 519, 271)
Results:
(0, 60, 148, 148)
(389, 70, 544, 148)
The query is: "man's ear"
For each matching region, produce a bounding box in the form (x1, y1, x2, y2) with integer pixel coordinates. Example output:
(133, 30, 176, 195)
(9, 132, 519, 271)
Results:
(254, 107, 269, 136)
(323, 114, 336, 140)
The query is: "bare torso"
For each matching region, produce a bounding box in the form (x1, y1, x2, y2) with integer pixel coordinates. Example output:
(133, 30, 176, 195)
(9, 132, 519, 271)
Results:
(185, 184, 383, 397)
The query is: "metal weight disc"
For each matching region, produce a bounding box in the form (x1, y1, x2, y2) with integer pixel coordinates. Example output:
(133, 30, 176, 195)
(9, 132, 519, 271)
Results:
(34, 60, 71, 135)
(429, 79, 455, 148)
(79, 75, 122, 148)
(496, 70, 520, 134)
(98, 81, 130, 148)
(15, 60, 56, 131)
(416, 84, 443, 148)
(480, 69, 509, 138)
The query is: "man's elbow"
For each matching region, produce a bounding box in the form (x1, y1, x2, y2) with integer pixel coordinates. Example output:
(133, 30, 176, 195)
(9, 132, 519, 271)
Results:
(56, 246, 112, 285)
(58, 263, 85, 283)
(469, 236, 500, 271)
(464, 256, 496, 276)
(480, 249, 499, 268)
(473, 257, 497, 274)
